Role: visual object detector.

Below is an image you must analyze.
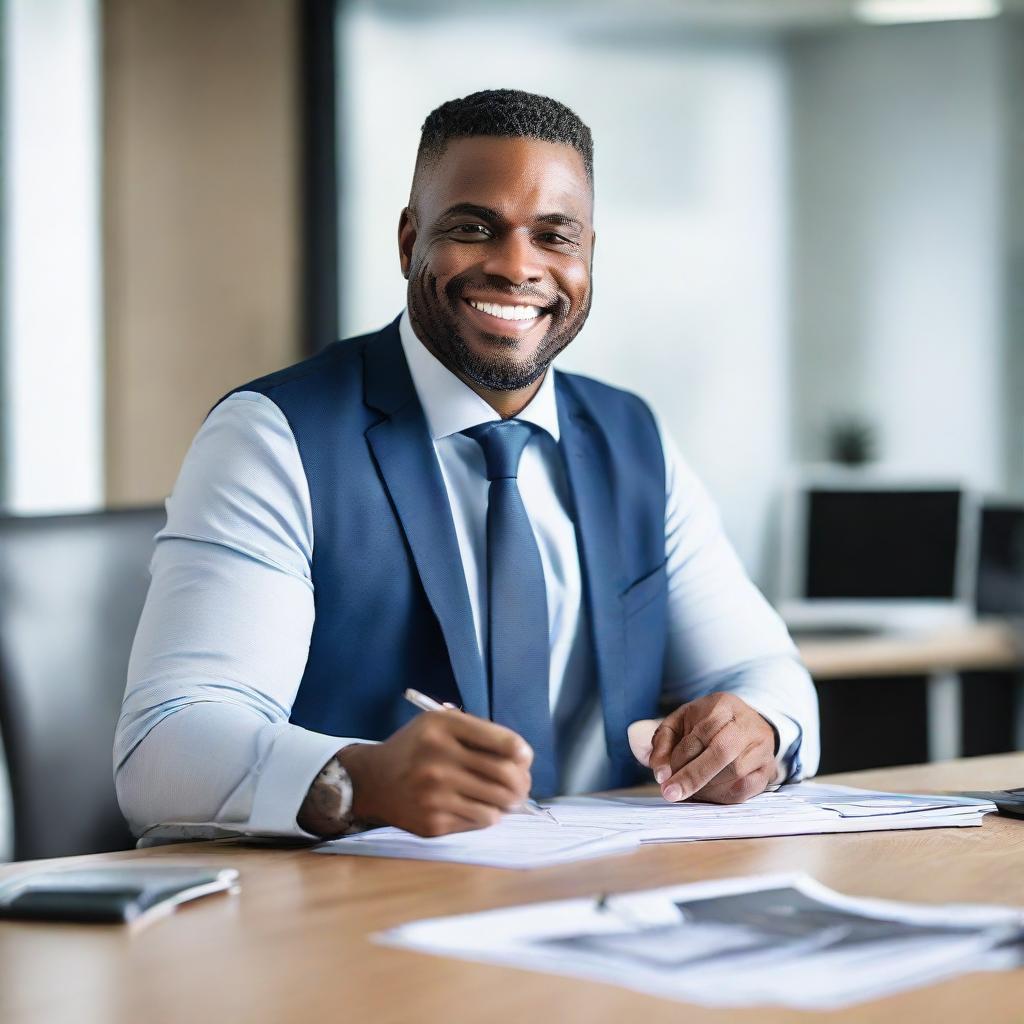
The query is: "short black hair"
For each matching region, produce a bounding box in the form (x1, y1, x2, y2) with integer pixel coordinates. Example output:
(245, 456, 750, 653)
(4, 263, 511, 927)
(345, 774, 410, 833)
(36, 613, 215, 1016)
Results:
(415, 88, 593, 186)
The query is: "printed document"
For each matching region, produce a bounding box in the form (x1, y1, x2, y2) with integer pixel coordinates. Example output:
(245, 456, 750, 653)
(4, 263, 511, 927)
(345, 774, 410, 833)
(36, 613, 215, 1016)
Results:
(315, 815, 638, 869)
(552, 782, 993, 844)
(378, 873, 1024, 1009)
(314, 783, 993, 868)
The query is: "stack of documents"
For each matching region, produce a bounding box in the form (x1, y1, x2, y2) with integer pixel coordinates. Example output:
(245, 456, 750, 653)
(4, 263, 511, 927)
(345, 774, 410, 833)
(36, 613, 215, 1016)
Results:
(314, 782, 995, 869)
(552, 782, 995, 845)
(378, 872, 1024, 1010)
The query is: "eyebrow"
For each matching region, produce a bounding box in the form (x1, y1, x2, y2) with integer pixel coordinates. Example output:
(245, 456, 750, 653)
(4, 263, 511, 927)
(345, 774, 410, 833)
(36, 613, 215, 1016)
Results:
(536, 212, 583, 231)
(439, 203, 502, 223)
(439, 203, 583, 232)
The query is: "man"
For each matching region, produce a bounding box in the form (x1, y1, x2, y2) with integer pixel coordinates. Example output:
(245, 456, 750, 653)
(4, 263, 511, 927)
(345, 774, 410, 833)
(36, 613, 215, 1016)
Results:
(115, 89, 819, 842)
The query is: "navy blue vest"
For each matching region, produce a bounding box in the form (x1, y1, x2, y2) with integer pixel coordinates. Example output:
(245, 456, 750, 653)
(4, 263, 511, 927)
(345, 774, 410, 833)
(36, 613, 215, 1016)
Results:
(223, 319, 668, 789)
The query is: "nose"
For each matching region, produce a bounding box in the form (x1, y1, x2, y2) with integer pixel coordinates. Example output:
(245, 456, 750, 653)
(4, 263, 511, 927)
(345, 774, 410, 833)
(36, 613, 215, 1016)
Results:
(481, 229, 544, 286)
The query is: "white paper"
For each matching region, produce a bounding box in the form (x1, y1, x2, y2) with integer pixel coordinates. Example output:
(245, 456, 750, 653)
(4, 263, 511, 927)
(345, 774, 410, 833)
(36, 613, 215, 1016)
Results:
(314, 815, 638, 869)
(378, 873, 1024, 1010)
(313, 783, 995, 869)
(546, 783, 995, 844)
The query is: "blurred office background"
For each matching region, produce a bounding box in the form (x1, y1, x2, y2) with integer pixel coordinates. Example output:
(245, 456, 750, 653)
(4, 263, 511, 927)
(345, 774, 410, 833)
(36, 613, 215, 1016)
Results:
(1, 0, 1022, 861)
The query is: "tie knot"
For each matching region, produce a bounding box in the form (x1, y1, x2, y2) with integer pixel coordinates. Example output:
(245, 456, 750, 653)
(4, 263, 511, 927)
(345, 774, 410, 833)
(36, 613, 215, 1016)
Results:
(462, 420, 536, 480)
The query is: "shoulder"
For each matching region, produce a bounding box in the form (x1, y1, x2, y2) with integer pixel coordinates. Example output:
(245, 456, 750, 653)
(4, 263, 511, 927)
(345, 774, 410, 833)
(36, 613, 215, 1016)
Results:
(221, 339, 363, 405)
(213, 321, 396, 414)
(165, 391, 314, 573)
(180, 390, 309, 501)
(199, 390, 297, 449)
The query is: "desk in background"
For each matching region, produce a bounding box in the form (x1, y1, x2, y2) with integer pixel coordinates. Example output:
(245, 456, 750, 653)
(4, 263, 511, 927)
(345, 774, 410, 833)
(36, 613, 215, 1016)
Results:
(2, 754, 1024, 1024)
(796, 620, 1024, 763)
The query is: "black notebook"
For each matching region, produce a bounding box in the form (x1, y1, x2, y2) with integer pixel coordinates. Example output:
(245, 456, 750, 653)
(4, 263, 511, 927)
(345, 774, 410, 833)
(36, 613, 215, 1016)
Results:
(0, 866, 239, 926)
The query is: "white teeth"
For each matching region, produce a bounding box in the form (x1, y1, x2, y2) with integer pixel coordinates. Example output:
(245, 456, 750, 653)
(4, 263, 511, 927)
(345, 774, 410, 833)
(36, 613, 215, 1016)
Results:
(468, 300, 543, 321)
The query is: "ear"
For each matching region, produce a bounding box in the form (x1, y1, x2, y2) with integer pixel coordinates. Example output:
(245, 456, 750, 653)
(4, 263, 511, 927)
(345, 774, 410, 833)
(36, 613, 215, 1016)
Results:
(398, 207, 417, 279)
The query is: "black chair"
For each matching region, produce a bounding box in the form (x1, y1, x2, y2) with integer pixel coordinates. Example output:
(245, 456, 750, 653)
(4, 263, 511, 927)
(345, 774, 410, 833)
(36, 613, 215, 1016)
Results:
(0, 506, 166, 860)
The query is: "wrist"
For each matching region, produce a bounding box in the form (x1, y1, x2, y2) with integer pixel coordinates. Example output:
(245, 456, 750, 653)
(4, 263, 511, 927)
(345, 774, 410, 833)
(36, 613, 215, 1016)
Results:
(756, 714, 781, 756)
(336, 742, 382, 823)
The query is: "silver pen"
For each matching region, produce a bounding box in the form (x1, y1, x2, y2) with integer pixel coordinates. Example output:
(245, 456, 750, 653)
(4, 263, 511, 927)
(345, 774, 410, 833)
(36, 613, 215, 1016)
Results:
(403, 688, 559, 824)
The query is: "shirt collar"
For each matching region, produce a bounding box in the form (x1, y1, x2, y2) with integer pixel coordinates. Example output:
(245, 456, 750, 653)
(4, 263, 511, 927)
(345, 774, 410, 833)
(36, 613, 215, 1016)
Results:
(398, 308, 561, 443)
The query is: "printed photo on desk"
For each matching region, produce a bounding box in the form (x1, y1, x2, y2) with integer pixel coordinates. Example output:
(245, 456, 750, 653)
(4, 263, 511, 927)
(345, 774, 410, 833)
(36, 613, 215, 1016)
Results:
(379, 873, 1024, 1010)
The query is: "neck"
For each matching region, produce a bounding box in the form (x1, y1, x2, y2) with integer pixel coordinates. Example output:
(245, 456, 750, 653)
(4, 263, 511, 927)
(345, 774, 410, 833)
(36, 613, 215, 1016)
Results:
(410, 318, 546, 419)
(465, 374, 545, 419)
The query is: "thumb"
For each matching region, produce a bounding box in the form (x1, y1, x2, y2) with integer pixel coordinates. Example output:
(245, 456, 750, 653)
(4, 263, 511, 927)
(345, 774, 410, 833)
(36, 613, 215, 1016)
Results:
(627, 718, 663, 767)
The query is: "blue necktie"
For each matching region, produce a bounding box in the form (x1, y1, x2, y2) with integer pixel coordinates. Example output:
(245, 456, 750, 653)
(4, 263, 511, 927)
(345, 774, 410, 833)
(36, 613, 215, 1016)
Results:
(462, 421, 557, 797)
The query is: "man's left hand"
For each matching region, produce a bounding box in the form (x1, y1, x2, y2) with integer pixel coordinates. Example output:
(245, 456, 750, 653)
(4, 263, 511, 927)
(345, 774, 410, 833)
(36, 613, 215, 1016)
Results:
(632, 693, 777, 805)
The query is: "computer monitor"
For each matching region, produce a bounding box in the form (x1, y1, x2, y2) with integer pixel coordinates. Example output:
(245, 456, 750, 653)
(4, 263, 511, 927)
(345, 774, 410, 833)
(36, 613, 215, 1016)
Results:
(778, 471, 977, 633)
(974, 503, 1024, 618)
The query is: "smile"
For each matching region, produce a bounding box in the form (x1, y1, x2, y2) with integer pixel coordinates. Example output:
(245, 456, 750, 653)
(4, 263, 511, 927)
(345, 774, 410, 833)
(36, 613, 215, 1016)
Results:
(466, 299, 544, 322)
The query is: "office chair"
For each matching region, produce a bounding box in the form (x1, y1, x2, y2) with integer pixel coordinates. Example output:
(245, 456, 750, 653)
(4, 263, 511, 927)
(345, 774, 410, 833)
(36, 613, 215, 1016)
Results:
(0, 507, 165, 860)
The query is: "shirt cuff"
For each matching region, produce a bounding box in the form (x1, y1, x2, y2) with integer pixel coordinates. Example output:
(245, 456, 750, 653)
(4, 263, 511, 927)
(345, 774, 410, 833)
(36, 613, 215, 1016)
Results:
(246, 725, 365, 839)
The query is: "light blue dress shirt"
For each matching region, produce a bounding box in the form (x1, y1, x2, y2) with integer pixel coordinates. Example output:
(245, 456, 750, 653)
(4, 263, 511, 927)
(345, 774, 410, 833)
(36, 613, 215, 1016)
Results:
(115, 312, 820, 842)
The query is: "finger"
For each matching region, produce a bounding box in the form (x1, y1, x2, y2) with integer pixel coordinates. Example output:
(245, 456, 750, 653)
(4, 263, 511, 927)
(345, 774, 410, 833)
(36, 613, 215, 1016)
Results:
(699, 764, 774, 806)
(731, 765, 773, 802)
(691, 739, 773, 801)
(668, 706, 738, 774)
(456, 746, 532, 800)
(453, 768, 527, 811)
(412, 806, 493, 838)
(648, 708, 686, 782)
(447, 712, 533, 764)
(435, 792, 504, 831)
(693, 737, 772, 791)
(661, 719, 743, 802)
(651, 695, 739, 780)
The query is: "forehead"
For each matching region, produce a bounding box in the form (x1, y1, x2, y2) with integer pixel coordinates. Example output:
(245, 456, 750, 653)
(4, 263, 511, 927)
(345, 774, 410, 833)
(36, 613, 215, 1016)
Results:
(416, 136, 593, 223)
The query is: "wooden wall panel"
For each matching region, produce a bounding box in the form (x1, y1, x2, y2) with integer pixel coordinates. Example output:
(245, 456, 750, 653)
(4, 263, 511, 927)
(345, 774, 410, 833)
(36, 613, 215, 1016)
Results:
(103, 0, 301, 504)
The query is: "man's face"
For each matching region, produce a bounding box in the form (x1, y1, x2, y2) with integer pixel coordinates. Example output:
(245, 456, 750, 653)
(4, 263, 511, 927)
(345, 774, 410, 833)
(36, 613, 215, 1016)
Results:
(399, 136, 594, 393)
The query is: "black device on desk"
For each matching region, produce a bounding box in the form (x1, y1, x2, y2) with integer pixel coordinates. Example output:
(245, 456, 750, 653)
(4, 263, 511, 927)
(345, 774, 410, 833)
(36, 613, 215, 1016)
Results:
(0, 866, 239, 925)
(959, 789, 1024, 819)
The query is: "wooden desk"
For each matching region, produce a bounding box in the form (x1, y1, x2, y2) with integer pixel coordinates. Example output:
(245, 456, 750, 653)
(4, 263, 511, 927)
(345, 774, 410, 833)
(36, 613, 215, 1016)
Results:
(2, 754, 1024, 1024)
(796, 621, 1022, 680)
(796, 621, 1024, 761)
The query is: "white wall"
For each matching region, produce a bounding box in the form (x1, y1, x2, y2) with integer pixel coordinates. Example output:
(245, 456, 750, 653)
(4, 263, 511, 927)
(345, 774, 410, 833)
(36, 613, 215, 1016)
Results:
(1003, 22, 1024, 495)
(1, 0, 103, 513)
(0, 0, 104, 861)
(337, 6, 791, 582)
(788, 22, 1006, 490)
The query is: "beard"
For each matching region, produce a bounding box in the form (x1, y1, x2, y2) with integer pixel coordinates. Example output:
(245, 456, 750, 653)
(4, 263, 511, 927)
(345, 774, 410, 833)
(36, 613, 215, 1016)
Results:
(407, 267, 591, 392)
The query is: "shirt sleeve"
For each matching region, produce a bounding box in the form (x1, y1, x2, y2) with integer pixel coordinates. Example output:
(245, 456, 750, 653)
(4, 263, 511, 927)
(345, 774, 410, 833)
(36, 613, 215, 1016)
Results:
(114, 391, 366, 842)
(656, 419, 820, 783)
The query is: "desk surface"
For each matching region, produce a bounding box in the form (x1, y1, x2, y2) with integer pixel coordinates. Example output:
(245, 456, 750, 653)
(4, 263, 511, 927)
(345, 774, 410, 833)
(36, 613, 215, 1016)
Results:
(3, 754, 1024, 1024)
(796, 620, 1023, 678)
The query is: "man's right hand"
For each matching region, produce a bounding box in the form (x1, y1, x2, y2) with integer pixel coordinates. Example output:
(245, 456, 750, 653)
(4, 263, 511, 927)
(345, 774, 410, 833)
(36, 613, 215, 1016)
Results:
(336, 711, 533, 837)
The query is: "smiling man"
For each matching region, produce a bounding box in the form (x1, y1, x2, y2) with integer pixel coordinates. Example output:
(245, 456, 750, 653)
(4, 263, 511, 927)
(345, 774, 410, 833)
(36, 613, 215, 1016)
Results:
(115, 90, 819, 842)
